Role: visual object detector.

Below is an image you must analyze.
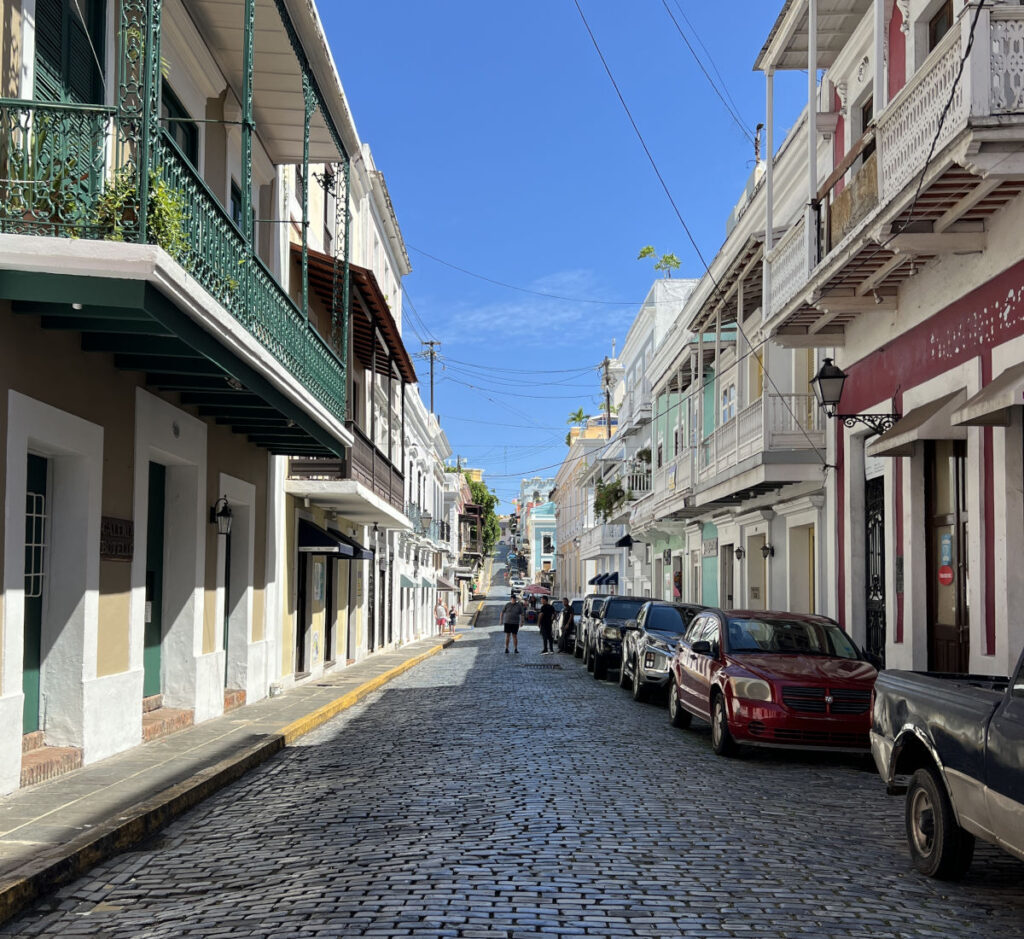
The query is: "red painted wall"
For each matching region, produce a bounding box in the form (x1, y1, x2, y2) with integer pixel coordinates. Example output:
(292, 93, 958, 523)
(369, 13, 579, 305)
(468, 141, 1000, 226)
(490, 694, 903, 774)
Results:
(889, 6, 907, 101)
(836, 257, 1024, 653)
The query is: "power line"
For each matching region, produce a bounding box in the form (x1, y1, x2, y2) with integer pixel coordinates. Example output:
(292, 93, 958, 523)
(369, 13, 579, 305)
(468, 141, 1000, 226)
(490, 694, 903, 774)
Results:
(441, 356, 601, 376)
(661, 0, 753, 144)
(572, 0, 823, 462)
(439, 376, 602, 401)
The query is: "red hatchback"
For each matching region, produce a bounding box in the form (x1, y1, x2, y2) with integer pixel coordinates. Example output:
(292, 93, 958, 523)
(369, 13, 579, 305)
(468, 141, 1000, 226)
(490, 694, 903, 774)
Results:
(668, 609, 877, 756)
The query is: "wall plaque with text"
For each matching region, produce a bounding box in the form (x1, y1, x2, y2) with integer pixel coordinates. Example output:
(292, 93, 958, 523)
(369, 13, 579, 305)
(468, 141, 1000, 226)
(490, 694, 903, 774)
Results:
(100, 517, 134, 561)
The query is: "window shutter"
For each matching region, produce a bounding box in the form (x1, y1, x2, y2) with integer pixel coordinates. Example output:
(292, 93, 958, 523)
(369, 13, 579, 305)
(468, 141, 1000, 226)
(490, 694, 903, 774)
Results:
(67, 4, 102, 103)
(34, 0, 65, 101)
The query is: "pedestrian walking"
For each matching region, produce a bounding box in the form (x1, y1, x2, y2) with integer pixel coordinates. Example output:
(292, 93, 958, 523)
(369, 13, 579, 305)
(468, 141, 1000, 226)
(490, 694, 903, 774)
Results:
(500, 593, 525, 654)
(560, 596, 573, 652)
(538, 595, 557, 654)
(434, 598, 448, 635)
(447, 602, 459, 635)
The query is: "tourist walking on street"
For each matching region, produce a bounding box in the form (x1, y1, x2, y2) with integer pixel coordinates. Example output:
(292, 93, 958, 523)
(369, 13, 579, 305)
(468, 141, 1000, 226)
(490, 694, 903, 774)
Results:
(538, 595, 557, 654)
(501, 593, 525, 654)
(447, 602, 459, 635)
(434, 598, 448, 635)
(560, 596, 573, 652)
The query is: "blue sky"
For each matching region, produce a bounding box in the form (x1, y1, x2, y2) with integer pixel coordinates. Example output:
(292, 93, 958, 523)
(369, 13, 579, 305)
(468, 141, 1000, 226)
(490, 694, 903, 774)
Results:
(320, 2, 807, 511)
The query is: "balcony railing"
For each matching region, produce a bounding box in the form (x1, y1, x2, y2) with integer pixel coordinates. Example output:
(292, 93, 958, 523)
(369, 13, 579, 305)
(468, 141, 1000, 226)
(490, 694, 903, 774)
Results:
(579, 523, 625, 556)
(700, 394, 823, 478)
(287, 421, 405, 513)
(624, 470, 651, 496)
(765, 7, 1024, 321)
(0, 99, 349, 426)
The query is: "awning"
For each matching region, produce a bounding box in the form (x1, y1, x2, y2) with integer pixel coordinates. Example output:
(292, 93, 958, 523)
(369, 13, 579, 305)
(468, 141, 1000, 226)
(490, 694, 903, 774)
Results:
(330, 528, 373, 560)
(605, 571, 619, 585)
(400, 574, 416, 589)
(298, 519, 354, 556)
(421, 577, 432, 589)
(588, 574, 603, 585)
(615, 534, 635, 548)
(952, 362, 1024, 427)
(436, 576, 456, 591)
(866, 390, 967, 458)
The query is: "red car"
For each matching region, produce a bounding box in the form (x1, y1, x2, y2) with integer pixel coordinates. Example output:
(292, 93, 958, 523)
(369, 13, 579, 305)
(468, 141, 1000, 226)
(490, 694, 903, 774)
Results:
(668, 609, 877, 756)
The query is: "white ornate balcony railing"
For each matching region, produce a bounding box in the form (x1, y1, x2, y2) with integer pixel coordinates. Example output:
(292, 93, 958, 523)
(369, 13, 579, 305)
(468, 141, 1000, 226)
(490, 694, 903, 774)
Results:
(877, 21, 966, 202)
(579, 523, 626, 556)
(765, 213, 806, 319)
(625, 471, 651, 496)
(764, 8, 1024, 322)
(698, 393, 824, 480)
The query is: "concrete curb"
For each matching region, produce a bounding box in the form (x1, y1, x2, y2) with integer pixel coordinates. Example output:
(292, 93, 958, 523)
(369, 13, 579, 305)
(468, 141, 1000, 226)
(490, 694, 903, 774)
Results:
(0, 636, 456, 926)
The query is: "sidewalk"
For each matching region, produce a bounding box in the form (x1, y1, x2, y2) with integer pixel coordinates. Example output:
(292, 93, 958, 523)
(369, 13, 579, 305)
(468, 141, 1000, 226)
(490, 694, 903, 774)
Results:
(0, 627, 466, 924)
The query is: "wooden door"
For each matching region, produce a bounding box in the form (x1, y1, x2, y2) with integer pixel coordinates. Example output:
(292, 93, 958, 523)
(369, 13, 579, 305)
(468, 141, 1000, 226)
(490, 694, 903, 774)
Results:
(864, 476, 886, 665)
(926, 440, 969, 672)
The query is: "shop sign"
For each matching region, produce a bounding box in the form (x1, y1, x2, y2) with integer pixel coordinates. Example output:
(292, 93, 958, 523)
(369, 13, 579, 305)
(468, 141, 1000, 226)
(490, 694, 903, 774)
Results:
(702, 538, 718, 558)
(100, 517, 134, 561)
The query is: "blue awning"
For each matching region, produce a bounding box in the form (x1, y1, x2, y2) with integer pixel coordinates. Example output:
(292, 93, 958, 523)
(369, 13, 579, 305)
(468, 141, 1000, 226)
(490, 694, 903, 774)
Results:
(298, 519, 354, 557)
(606, 571, 619, 585)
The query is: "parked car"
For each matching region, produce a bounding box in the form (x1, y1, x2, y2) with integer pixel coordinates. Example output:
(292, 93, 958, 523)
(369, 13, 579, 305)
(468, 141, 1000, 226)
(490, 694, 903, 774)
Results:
(668, 609, 878, 756)
(585, 595, 649, 680)
(554, 598, 584, 652)
(620, 601, 706, 701)
(870, 645, 1024, 879)
(574, 594, 608, 659)
(509, 576, 526, 592)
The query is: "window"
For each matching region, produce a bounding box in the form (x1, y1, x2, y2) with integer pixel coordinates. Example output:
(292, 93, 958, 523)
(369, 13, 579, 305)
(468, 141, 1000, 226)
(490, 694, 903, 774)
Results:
(161, 82, 198, 167)
(230, 181, 243, 230)
(656, 442, 663, 468)
(929, 0, 954, 51)
(860, 98, 876, 163)
(721, 383, 737, 423)
(542, 534, 553, 554)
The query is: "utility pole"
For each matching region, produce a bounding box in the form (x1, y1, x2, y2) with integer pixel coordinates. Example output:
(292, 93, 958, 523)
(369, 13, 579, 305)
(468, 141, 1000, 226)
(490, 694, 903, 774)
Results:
(602, 356, 612, 439)
(423, 340, 441, 412)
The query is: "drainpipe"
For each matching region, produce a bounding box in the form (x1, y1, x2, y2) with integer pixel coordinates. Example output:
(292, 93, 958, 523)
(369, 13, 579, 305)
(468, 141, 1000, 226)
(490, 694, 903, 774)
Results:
(806, 0, 819, 275)
(763, 67, 775, 320)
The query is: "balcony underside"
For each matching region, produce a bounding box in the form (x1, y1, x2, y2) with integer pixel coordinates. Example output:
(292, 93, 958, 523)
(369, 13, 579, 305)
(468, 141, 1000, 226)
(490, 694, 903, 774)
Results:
(2, 266, 345, 455)
(283, 478, 410, 528)
(771, 149, 1024, 347)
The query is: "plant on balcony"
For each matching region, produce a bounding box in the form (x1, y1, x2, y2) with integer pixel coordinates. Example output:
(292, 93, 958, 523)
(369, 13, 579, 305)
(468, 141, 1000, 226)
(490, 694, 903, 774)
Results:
(635, 447, 651, 464)
(95, 167, 188, 261)
(1, 124, 80, 228)
(594, 478, 626, 522)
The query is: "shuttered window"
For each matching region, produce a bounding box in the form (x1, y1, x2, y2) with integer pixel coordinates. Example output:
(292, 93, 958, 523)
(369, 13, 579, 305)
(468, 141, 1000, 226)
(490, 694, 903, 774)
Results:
(34, 0, 105, 104)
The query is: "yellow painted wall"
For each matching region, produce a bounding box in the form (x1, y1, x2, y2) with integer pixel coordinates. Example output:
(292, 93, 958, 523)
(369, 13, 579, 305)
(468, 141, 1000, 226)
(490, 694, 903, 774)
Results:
(2, 1, 23, 99)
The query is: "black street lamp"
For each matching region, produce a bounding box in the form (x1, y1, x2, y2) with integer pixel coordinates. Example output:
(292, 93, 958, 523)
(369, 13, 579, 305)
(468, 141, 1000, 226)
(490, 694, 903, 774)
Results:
(210, 496, 233, 536)
(810, 358, 899, 436)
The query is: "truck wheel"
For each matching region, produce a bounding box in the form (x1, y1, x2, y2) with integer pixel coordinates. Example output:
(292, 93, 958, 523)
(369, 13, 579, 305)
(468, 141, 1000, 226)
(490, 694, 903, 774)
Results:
(631, 664, 648, 703)
(593, 650, 607, 680)
(668, 679, 691, 728)
(710, 694, 737, 757)
(618, 655, 631, 689)
(574, 634, 583, 659)
(905, 766, 975, 880)
(585, 643, 595, 672)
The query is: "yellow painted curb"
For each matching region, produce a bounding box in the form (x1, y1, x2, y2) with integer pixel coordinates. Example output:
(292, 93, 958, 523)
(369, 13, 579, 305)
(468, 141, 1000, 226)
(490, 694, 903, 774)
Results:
(280, 639, 454, 744)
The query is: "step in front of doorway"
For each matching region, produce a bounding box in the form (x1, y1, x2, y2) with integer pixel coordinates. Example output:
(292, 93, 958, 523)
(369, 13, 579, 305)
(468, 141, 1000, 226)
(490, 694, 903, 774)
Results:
(141, 707, 194, 743)
(20, 744, 83, 789)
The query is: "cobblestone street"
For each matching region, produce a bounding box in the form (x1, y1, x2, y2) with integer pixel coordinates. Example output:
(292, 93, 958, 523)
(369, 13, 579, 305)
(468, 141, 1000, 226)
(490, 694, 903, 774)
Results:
(4, 591, 1024, 938)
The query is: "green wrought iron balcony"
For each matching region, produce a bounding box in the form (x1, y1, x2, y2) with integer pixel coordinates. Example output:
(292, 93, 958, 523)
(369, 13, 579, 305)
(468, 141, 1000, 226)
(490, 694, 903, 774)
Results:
(0, 98, 347, 429)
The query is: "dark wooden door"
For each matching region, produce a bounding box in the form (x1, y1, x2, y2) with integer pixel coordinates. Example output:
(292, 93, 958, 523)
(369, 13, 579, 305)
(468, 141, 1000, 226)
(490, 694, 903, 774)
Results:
(926, 440, 969, 672)
(222, 531, 232, 684)
(23, 454, 48, 734)
(143, 462, 165, 698)
(865, 476, 886, 666)
(325, 558, 335, 664)
(295, 552, 308, 674)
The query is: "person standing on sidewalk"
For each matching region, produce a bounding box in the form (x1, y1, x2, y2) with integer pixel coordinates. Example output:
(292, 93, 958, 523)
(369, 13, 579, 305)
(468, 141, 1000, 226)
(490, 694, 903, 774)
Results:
(447, 601, 459, 635)
(434, 598, 448, 635)
(537, 595, 557, 654)
(501, 593, 525, 654)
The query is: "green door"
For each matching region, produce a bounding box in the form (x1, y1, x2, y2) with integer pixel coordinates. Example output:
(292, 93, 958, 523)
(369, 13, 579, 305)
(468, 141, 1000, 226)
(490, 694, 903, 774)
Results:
(23, 454, 48, 734)
(223, 531, 232, 684)
(144, 462, 165, 698)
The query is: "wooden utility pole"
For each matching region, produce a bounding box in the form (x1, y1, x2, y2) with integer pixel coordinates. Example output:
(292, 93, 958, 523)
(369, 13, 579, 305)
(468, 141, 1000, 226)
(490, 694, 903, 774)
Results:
(423, 340, 441, 412)
(602, 356, 612, 439)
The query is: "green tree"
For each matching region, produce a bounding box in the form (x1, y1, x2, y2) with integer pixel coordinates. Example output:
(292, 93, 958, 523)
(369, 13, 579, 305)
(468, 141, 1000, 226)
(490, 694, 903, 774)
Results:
(567, 406, 586, 425)
(465, 474, 500, 554)
(637, 245, 681, 277)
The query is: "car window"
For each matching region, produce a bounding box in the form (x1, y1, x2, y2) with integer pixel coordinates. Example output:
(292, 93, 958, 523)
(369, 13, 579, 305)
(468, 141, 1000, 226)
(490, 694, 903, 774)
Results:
(725, 616, 861, 659)
(571, 600, 583, 614)
(685, 615, 708, 643)
(1011, 655, 1024, 698)
(592, 598, 607, 616)
(646, 605, 692, 634)
(605, 598, 646, 619)
(700, 618, 721, 645)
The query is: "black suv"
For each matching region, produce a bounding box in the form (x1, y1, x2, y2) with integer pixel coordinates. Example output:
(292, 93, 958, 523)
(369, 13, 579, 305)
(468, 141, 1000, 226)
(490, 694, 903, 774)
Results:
(585, 595, 649, 680)
(574, 594, 608, 660)
(619, 600, 706, 701)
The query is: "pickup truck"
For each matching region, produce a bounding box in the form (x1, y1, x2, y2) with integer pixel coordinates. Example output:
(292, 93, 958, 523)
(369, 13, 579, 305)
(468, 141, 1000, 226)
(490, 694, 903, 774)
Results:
(870, 646, 1024, 879)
